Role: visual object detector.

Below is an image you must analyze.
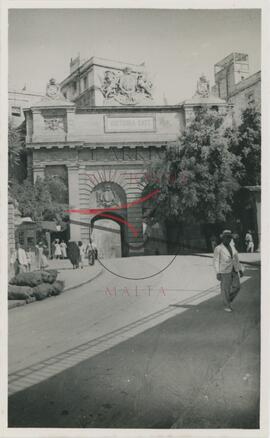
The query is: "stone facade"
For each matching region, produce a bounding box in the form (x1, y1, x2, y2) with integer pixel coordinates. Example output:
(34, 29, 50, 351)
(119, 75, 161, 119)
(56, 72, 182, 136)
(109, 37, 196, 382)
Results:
(212, 52, 261, 125)
(24, 60, 229, 257)
(228, 71, 261, 125)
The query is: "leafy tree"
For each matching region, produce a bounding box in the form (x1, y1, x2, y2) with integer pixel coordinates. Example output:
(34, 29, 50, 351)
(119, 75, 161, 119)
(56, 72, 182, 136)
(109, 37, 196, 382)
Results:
(227, 107, 261, 186)
(8, 122, 25, 182)
(11, 176, 69, 222)
(143, 107, 243, 224)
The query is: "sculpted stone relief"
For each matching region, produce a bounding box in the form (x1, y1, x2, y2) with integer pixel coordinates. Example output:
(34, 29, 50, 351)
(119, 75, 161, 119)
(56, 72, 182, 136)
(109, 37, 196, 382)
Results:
(46, 78, 62, 99)
(195, 74, 210, 98)
(95, 184, 121, 208)
(99, 67, 153, 105)
(44, 117, 65, 131)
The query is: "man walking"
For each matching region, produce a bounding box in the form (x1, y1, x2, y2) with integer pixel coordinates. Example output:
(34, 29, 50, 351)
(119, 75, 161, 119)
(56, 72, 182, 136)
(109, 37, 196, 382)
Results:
(245, 230, 254, 253)
(213, 229, 243, 312)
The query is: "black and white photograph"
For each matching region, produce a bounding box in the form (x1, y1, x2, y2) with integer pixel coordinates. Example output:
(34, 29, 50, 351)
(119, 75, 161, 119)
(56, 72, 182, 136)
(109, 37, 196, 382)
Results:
(1, 1, 268, 437)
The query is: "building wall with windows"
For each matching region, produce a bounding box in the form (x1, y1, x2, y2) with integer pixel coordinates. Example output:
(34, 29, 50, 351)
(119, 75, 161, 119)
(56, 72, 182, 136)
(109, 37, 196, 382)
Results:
(9, 90, 44, 128)
(228, 71, 261, 125)
(212, 52, 261, 125)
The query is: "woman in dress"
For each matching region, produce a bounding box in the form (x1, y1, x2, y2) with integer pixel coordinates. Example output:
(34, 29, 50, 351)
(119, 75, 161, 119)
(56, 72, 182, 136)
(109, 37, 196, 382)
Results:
(35, 242, 48, 270)
(60, 240, 67, 259)
(54, 239, 62, 260)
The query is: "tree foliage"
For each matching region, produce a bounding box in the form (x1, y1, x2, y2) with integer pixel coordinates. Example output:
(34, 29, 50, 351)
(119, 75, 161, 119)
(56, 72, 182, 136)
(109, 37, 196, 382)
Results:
(227, 107, 261, 186)
(8, 122, 25, 182)
(143, 108, 243, 224)
(11, 176, 69, 222)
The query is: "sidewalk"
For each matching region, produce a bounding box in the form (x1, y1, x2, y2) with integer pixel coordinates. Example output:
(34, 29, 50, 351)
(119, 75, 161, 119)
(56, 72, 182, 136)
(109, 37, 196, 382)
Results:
(8, 259, 103, 310)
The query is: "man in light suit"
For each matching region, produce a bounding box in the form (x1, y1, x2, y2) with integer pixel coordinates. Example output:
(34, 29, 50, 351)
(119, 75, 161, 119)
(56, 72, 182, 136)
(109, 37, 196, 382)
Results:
(213, 229, 243, 312)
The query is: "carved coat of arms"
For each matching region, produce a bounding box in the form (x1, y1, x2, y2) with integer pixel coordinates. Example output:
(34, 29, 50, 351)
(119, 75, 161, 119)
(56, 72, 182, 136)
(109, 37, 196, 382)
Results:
(46, 78, 61, 99)
(119, 68, 136, 96)
(100, 67, 153, 105)
(196, 74, 210, 98)
(96, 185, 120, 208)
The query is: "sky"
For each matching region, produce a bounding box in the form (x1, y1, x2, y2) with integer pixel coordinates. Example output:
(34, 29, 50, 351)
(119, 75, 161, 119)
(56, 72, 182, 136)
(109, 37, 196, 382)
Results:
(8, 8, 261, 104)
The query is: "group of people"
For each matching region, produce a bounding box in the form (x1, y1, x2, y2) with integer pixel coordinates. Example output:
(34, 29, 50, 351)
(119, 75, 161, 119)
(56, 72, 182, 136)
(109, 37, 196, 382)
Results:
(10, 242, 49, 275)
(10, 238, 99, 275)
(51, 239, 67, 259)
(211, 229, 255, 253)
(67, 239, 98, 269)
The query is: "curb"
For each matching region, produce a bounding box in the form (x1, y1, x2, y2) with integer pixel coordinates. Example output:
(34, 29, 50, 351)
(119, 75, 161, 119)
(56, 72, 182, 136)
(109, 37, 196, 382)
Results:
(8, 267, 103, 311)
(63, 267, 103, 292)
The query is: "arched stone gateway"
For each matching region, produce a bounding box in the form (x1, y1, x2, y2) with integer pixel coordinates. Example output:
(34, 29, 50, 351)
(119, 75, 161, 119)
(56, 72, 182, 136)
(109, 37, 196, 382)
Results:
(91, 214, 127, 259)
(25, 60, 229, 256)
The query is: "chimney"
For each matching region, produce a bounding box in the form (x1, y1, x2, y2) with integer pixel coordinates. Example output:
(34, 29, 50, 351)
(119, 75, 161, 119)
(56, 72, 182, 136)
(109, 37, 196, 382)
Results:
(70, 54, 80, 74)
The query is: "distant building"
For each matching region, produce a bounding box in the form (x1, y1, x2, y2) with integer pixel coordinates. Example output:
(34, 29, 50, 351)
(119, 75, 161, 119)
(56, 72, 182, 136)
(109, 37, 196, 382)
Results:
(213, 52, 261, 250)
(9, 89, 44, 128)
(212, 52, 261, 125)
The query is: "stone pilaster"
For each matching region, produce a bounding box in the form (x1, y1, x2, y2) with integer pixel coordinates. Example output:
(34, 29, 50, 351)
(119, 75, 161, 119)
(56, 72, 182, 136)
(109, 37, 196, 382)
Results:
(126, 192, 144, 256)
(67, 164, 81, 241)
(32, 109, 43, 143)
(66, 108, 76, 141)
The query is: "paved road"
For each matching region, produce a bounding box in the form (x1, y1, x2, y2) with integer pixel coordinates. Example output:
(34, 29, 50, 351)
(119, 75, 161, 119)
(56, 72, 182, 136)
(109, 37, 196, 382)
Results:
(8, 255, 260, 429)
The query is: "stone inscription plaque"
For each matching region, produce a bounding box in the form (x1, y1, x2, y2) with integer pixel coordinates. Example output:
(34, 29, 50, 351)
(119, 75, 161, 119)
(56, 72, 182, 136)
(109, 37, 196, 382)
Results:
(104, 116, 155, 133)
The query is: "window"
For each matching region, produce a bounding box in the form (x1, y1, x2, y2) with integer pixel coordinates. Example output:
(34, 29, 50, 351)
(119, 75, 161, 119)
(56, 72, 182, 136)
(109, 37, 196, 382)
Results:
(83, 76, 88, 90)
(11, 106, 21, 116)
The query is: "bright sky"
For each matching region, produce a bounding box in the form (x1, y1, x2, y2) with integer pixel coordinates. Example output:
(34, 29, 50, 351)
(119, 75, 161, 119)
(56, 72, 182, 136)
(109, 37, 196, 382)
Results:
(9, 8, 261, 104)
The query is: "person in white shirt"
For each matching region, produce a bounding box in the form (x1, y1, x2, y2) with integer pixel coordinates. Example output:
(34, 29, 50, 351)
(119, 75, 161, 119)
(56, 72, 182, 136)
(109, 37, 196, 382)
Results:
(245, 230, 254, 253)
(213, 229, 243, 312)
(12, 243, 28, 274)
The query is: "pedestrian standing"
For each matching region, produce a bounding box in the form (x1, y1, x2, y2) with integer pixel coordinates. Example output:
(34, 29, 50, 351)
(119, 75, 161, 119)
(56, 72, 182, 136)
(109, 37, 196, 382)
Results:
(60, 240, 67, 259)
(67, 241, 80, 269)
(11, 243, 28, 275)
(54, 239, 62, 259)
(25, 247, 32, 272)
(245, 230, 254, 253)
(78, 241, 85, 269)
(92, 240, 98, 259)
(51, 239, 56, 259)
(35, 242, 48, 270)
(213, 229, 243, 312)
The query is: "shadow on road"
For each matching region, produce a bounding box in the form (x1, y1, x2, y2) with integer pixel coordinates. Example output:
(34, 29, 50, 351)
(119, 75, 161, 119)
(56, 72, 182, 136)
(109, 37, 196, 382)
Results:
(8, 267, 260, 430)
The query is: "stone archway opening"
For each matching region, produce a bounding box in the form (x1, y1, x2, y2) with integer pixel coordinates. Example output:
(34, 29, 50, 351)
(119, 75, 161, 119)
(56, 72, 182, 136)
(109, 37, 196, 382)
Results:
(90, 212, 128, 259)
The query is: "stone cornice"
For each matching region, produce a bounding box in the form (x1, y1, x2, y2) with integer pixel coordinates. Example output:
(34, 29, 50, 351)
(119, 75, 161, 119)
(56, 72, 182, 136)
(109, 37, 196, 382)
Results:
(25, 141, 172, 150)
(75, 105, 184, 114)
